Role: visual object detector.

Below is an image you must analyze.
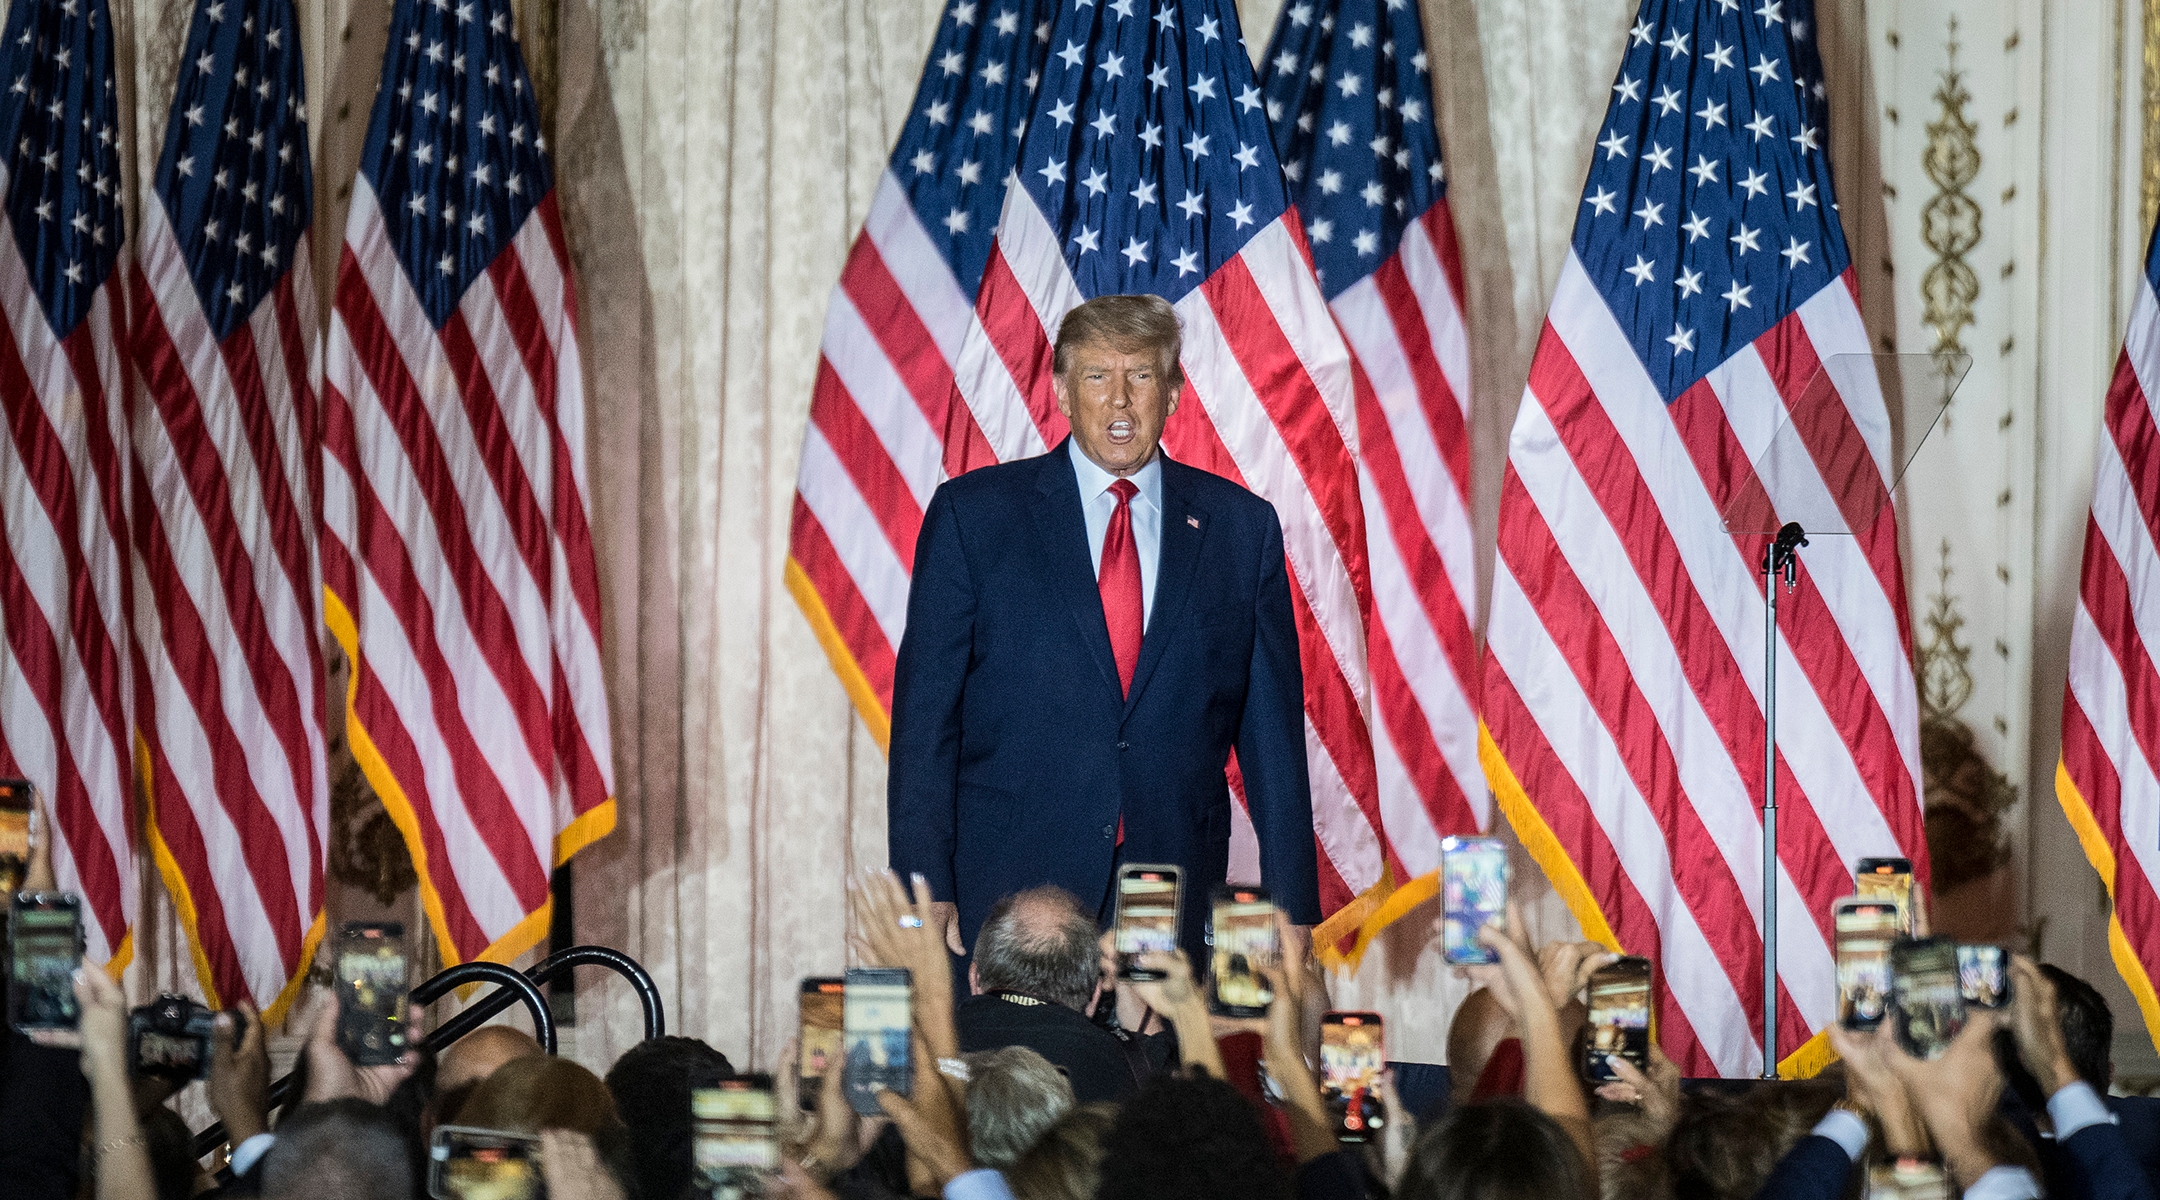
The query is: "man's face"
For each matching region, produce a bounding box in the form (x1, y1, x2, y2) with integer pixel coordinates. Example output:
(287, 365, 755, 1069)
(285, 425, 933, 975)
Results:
(1053, 339, 1178, 477)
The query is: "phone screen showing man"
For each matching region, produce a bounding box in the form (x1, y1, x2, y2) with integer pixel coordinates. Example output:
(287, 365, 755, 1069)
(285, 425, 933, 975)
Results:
(1582, 960, 1652, 1081)
(1320, 1014, 1385, 1143)
(842, 969, 912, 1115)
(1835, 900, 1900, 1030)
(693, 1076, 779, 1186)
(1115, 866, 1180, 979)
(1208, 888, 1277, 1016)
(8, 898, 81, 1031)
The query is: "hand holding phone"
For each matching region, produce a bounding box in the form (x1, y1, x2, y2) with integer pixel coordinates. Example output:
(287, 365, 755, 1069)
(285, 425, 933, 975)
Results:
(1889, 937, 1965, 1060)
(1440, 837, 1509, 965)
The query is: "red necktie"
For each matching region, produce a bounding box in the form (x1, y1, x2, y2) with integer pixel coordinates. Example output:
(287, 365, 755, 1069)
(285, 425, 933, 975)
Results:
(1100, 479, 1143, 697)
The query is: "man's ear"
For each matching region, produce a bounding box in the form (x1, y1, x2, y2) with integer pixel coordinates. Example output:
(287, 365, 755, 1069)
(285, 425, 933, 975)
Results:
(969, 961, 982, 996)
(1086, 979, 1104, 1019)
(1052, 369, 1074, 419)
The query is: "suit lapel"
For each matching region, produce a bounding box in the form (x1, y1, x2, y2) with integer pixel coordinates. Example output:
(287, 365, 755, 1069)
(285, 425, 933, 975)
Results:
(1032, 443, 1122, 698)
(1124, 459, 1207, 715)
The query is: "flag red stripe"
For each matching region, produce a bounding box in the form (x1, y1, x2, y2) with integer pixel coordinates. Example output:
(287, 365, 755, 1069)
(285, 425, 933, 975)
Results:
(339, 408, 552, 908)
(137, 725, 252, 994)
(841, 237, 993, 476)
(1365, 616, 1478, 834)
(2079, 517, 2160, 777)
(2061, 695, 2160, 967)
(809, 358, 927, 564)
(1287, 575, 1397, 878)
(438, 307, 554, 599)
(791, 497, 898, 706)
(1419, 202, 1470, 332)
(972, 244, 1067, 443)
(1368, 254, 1469, 505)
(1498, 468, 1810, 1044)
(132, 493, 306, 963)
(1535, 346, 1852, 942)
(1483, 656, 1710, 1069)
(2105, 351, 2160, 555)
(1350, 354, 1477, 694)
(336, 260, 559, 783)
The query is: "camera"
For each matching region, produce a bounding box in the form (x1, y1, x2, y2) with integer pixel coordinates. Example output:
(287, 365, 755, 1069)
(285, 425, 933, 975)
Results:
(128, 993, 218, 1081)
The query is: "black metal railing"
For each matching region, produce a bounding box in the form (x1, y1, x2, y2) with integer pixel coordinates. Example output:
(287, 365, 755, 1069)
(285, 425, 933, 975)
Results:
(191, 944, 660, 1160)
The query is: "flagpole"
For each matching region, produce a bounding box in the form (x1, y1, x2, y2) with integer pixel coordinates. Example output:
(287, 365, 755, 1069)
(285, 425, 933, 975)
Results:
(1760, 522, 1806, 1080)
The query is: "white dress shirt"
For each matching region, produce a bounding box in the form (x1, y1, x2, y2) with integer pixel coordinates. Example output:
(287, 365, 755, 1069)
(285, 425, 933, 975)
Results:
(1070, 439, 1163, 630)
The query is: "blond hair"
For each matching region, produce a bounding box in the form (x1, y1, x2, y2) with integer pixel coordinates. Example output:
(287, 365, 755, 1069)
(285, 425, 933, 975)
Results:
(1052, 295, 1183, 391)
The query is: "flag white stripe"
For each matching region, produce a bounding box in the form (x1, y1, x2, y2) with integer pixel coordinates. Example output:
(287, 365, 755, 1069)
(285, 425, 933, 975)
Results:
(2068, 601, 2160, 916)
(796, 422, 913, 649)
(822, 289, 948, 507)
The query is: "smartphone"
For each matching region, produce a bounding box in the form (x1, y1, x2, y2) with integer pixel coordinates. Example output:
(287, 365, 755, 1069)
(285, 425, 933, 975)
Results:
(1866, 1156, 1953, 1200)
(1207, 883, 1278, 1018)
(1440, 836, 1509, 965)
(8, 891, 82, 1033)
(1834, 897, 1901, 1030)
(1890, 936, 1966, 1060)
(842, 967, 912, 1116)
(692, 1072, 779, 1188)
(1320, 1012, 1386, 1144)
(428, 1126, 543, 1200)
(1582, 956, 1654, 1082)
(799, 977, 845, 1108)
(333, 921, 410, 1066)
(0, 779, 31, 895)
(129, 994, 218, 1082)
(1956, 944, 2011, 1010)
(1855, 857, 1916, 935)
(1114, 863, 1183, 981)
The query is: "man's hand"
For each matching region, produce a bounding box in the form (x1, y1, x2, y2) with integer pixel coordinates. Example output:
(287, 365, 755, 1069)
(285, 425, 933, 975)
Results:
(1884, 1010, 2006, 1189)
(208, 1003, 270, 1144)
(929, 901, 963, 957)
(2008, 955, 2081, 1096)
(299, 991, 423, 1105)
(1595, 1045, 1682, 1141)
(1826, 1022, 1926, 1156)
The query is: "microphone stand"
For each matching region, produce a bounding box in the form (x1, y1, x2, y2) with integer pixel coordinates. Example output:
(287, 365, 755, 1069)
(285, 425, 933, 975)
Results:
(1759, 521, 1806, 1080)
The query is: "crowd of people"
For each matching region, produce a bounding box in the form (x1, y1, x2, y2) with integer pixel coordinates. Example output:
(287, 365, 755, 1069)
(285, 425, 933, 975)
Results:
(5, 866, 2160, 1200)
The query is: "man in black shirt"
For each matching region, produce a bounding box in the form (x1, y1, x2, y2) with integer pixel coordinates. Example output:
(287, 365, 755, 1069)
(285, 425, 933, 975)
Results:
(956, 886, 1160, 1103)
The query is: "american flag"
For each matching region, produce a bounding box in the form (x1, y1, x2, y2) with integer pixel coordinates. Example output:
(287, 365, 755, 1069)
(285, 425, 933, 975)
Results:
(1482, 0, 1924, 1076)
(1257, 0, 1482, 882)
(128, 0, 327, 1018)
(0, 0, 136, 969)
(951, 0, 1391, 915)
(785, 0, 1052, 742)
(321, 0, 614, 966)
(2058, 218, 2160, 1056)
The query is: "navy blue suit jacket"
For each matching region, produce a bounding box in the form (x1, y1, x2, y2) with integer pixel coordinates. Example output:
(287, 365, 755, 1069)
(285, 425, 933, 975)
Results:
(886, 442, 1321, 953)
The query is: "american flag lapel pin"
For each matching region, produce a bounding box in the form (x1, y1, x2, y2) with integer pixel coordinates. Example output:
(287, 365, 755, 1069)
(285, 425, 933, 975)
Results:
(1187, 515, 1200, 529)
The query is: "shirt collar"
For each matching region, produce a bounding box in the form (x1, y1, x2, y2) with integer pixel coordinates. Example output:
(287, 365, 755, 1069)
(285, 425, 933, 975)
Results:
(1068, 437, 1162, 508)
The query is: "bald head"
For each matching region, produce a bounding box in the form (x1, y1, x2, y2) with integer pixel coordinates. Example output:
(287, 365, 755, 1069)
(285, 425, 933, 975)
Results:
(974, 886, 1101, 1011)
(437, 1024, 546, 1092)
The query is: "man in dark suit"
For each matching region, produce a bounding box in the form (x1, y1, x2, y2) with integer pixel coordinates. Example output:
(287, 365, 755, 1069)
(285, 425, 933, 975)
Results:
(887, 294, 1320, 959)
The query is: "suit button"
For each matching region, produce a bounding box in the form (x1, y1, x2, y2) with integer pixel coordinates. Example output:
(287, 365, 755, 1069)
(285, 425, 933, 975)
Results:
(1117, 741, 1130, 751)
(1102, 823, 1116, 838)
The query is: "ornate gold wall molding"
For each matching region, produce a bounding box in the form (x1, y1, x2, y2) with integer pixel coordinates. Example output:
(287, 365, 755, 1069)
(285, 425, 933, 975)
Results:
(1915, 542, 2015, 892)
(1922, 18, 1981, 360)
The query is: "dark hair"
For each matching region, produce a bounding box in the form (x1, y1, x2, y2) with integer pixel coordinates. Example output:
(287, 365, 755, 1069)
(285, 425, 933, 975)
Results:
(2046, 964, 2113, 1091)
(1052, 295, 1184, 391)
(1093, 1074, 1290, 1200)
(1666, 1081, 1838, 1200)
(259, 1099, 414, 1200)
(1006, 1101, 1116, 1200)
(972, 886, 1101, 1012)
(140, 1104, 197, 1200)
(1396, 1099, 1591, 1200)
(605, 1035, 734, 1200)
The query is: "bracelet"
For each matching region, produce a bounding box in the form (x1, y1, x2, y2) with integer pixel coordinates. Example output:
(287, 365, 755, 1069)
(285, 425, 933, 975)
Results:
(936, 1057, 971, 1082)
(94, 1133, 146, 1158)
